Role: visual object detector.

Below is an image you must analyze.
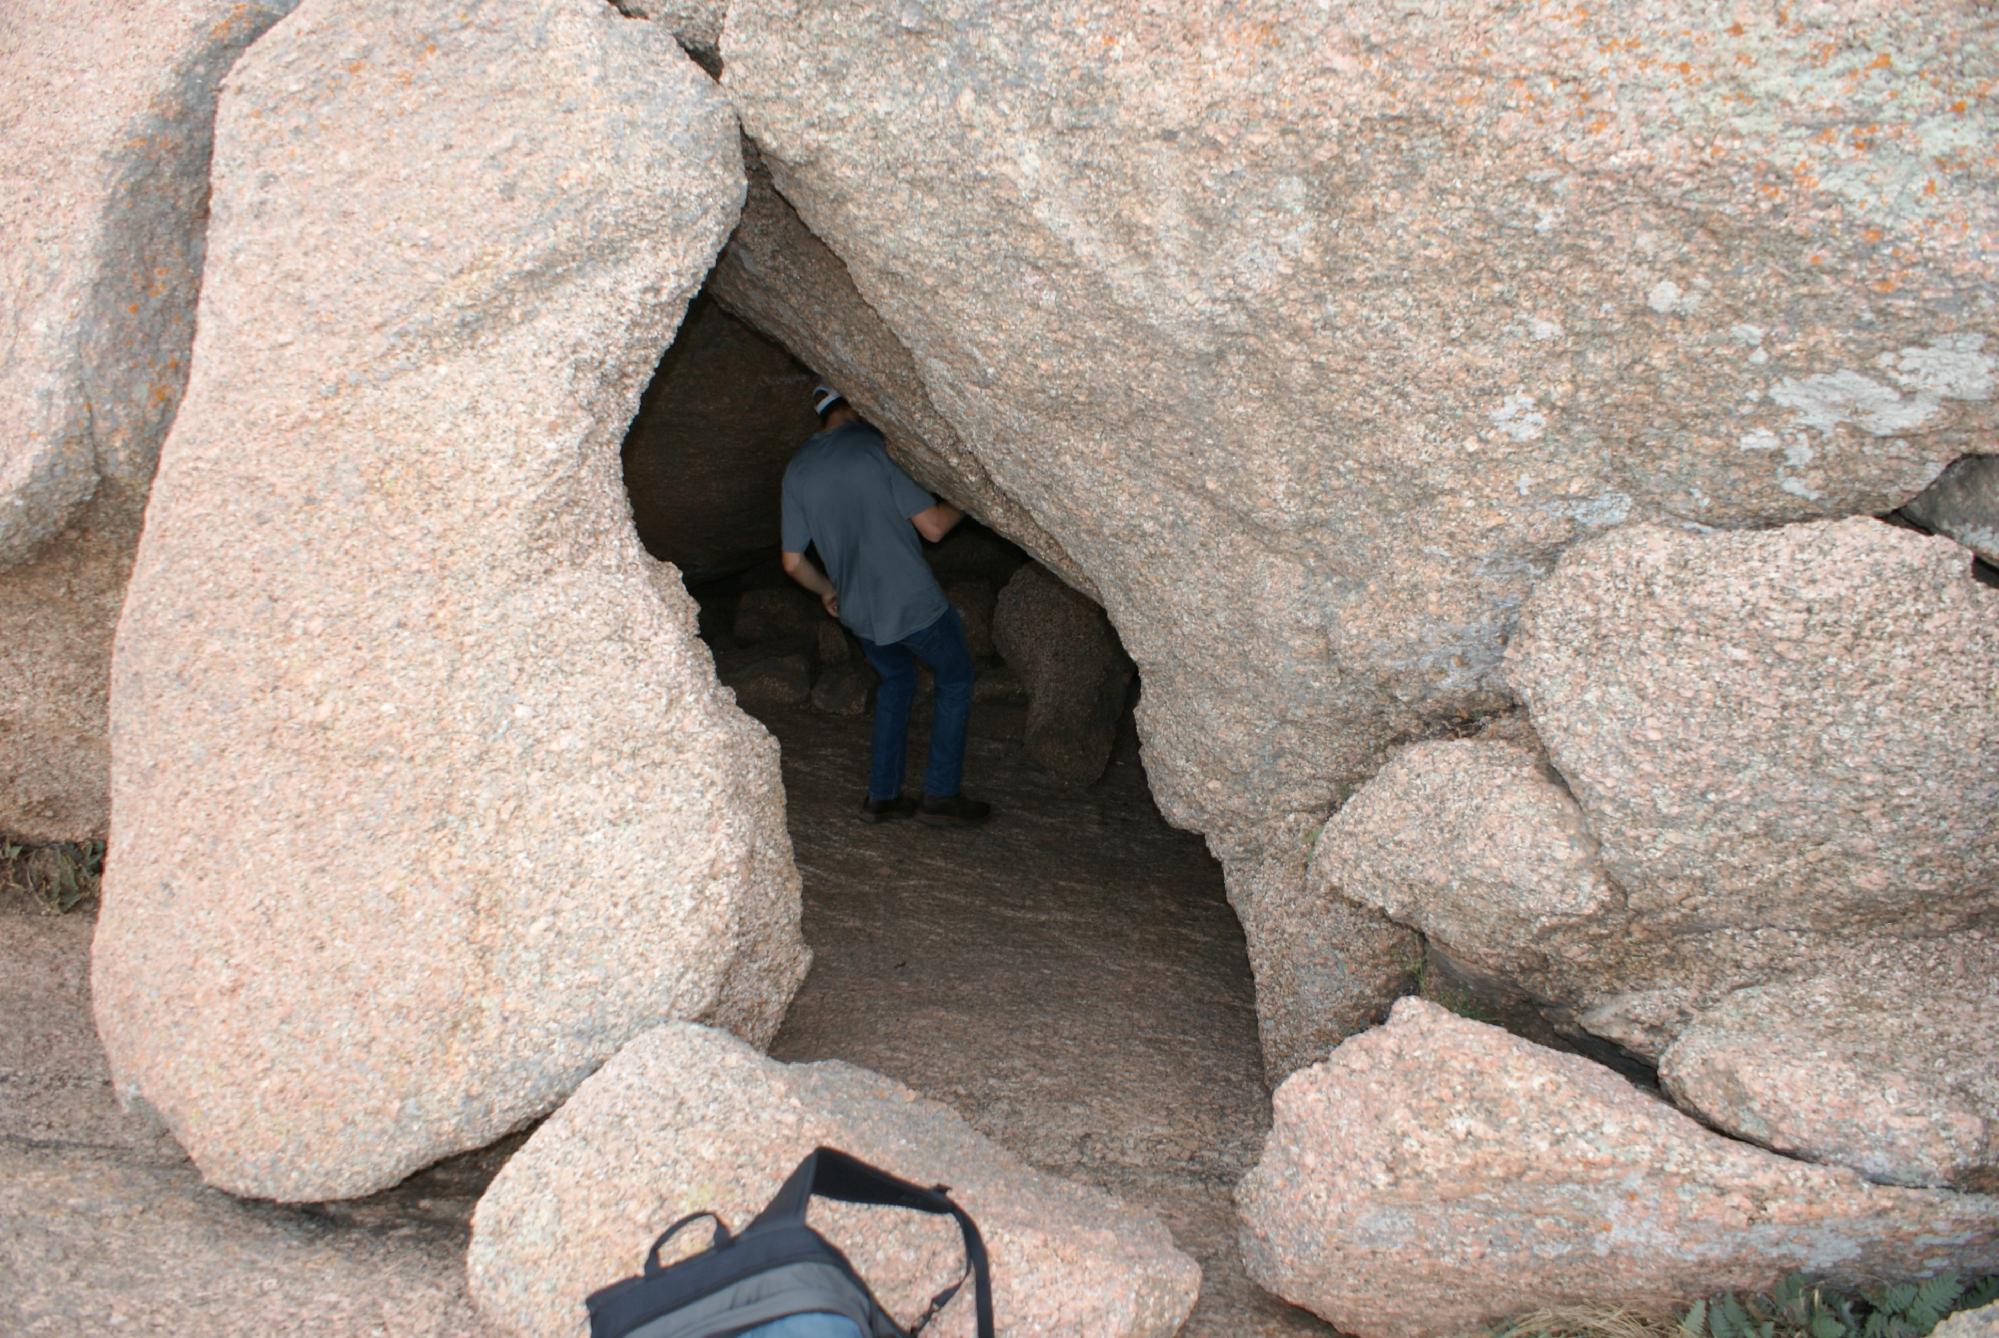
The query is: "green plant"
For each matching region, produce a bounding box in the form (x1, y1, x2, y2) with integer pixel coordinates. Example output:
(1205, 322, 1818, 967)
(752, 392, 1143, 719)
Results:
(1493, 1273, 1998, 1338)
(1679, 1272, 1999, 1338)
(0, 837, 104, 914)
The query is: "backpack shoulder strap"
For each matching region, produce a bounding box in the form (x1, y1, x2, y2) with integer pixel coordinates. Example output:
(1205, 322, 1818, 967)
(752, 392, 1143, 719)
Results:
(749, 1146, 995, 1338)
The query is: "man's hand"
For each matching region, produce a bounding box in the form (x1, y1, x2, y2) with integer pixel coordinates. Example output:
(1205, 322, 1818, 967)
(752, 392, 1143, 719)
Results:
(782, 550, 841, 620)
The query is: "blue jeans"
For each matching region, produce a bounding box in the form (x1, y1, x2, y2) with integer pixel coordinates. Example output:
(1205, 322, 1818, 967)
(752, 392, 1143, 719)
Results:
(856, 606, 973, 802)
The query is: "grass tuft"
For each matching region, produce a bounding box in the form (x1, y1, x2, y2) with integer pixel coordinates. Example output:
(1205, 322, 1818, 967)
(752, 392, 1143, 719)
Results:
(0, 836, 104, 914)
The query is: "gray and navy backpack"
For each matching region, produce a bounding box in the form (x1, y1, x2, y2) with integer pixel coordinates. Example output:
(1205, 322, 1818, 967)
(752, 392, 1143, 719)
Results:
(585, 1147, 996, 1338)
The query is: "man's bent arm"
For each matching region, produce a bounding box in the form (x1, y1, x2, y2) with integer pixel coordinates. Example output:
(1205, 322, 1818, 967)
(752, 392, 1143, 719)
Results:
(781, 550, 840, 617)
(911, 501, 964, 543)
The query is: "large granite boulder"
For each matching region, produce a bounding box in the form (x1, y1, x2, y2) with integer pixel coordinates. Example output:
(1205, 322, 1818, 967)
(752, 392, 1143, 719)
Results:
(1660, 950, 1999, 1192)
(992, 564, 1133, 787)
(94, 0, 808, 1202)
(469, 1024, 1202, 1337)
(1507, 518, 1997, 947)
(621, 294, 820, 582)
(1237, 1000, 1999, 1338)
(720, 0, 1998, 1073)
(0, 0, 299, 840)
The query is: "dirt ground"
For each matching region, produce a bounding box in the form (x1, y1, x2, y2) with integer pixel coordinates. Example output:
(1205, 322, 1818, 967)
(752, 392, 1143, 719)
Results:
(0, 693, 1329, 1335)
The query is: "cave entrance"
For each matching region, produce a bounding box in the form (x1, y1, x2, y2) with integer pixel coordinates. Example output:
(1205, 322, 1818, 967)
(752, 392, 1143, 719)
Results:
(620, 285, 1325, 1334)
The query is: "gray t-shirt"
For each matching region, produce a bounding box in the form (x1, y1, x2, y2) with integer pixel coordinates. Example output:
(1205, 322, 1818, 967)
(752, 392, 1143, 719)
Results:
(780, 423, 949, 645)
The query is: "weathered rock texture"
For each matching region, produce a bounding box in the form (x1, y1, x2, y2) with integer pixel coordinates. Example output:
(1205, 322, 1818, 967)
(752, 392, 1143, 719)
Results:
(1314, 738, 1619, 1015)
(469, 1024, 1202, 1338)
(993, 564, 1133, 787)
(1323, 520, 1998, 1068)
(1902, 455, 1999, 565)
(722, 1, 1996, 913)
(1936, 1300, 1999, 1338)
(623, 0, 727, 66)
(95, 0, 807, 1202)
(1224, 851, 1420, 1078)
(1509, 518, 1997, 933)
(1661, 950, 1999, 1193)
(1496, 519, 1997, 1050)
(621, 294, 819, 581)
(0, 0, 298, 840)
(1237, 1000, 1999, 1338)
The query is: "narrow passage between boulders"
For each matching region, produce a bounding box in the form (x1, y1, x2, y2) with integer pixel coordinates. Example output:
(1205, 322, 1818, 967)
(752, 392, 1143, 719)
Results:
(753, 697, 1333, 1337)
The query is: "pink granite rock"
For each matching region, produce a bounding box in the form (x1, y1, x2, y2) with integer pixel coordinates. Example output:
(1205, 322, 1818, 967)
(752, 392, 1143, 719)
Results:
(1310, 735, 1857, 1058)
(1225, 849, 1419, 1079)
(1936, 1300, 1999, 1338)
(0, 0, 298, 840)
(468, 1024, 1201, 1338)
(1506, 519, 1999, 940)
(94, 0, 807, 1202)
(1662, 948, 1999, 1192)
(1314, 739, 1621, 993)
(720, 0, 1997, 1074)
(993, 564, 1133, 787)
(1237, 999, 1999, 1338)
(623, 0, 728, 65)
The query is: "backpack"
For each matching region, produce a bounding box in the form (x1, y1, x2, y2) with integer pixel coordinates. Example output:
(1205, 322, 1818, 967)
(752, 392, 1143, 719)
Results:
(584, 1146, 997, 1338)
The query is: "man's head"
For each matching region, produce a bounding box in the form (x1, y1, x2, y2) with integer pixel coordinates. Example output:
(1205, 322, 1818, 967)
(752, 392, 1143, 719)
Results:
(813, 383, 859, 429)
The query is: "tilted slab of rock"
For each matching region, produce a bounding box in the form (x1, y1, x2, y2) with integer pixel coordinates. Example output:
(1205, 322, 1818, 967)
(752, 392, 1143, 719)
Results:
(468, 1024, 1201, 1338)
(1902, 455, 1999, 566)
(0, 0, 298, 840)
(721, 0, 1996, 847)
(992, 564, 1133, 787)
(707, 161, 1091, 598)
(94, 0, 807, 1202)
(1506, 518, 1999, 941)
(1237, 1000, 1999, 1338)
(721, 0, 1998, 1074)
(1661, 948, 1999, 1193)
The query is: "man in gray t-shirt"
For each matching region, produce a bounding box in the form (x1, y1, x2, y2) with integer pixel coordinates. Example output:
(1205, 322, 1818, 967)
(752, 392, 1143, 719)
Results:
(780, 386, 991, 826)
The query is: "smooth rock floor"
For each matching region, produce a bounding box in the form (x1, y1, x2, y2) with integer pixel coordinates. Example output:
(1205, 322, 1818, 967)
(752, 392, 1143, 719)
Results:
(763, 699, 1331, 1337)
(1, 696, 1329, 1335)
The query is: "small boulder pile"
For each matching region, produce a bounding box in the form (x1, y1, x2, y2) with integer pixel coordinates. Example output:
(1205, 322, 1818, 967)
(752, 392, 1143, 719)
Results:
(1242, 517, 1999, 1332)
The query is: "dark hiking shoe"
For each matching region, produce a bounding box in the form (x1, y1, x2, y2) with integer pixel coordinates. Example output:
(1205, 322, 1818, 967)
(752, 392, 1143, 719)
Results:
(918, 793, 992, 826)
(859, 795, 918, 824)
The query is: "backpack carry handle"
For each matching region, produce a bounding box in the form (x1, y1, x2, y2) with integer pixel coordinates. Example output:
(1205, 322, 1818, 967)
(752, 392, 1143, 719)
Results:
(749, 1146, 996, 1338)
(644, 1210, 732, 1276)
